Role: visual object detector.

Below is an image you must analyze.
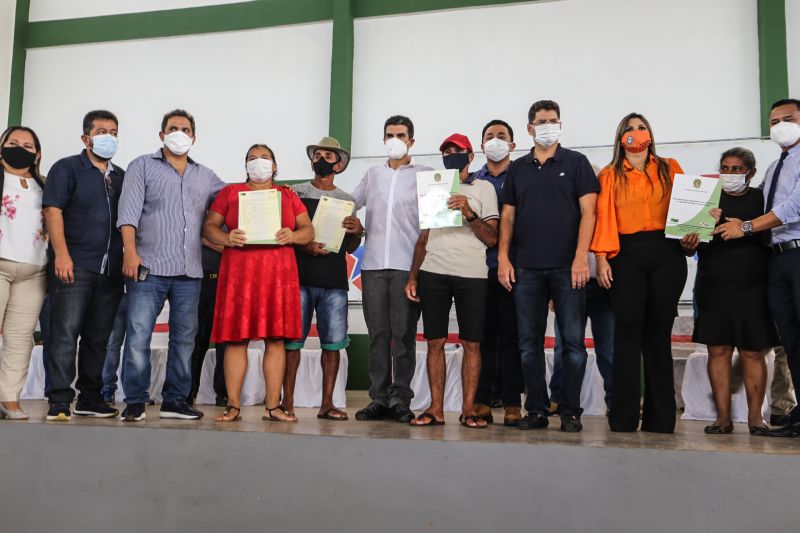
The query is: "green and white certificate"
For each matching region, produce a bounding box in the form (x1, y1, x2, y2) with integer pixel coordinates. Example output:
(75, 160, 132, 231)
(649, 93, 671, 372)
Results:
(312, 195, 355, 253)
(664, 174, 722, 242)
(417, 169, 462, 229)
(238, 189, 282, 244)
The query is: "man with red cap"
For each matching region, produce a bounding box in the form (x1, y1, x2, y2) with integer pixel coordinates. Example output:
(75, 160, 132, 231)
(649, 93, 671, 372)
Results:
(404, 133, 499, 428)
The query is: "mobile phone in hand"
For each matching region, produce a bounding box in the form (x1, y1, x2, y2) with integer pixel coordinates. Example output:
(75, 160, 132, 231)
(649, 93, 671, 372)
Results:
(137, 265, 150, 281)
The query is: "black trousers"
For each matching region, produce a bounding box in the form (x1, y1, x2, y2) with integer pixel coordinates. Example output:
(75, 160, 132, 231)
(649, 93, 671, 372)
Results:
(767, 247, 800, 422)
(476, 269, 523, 406)
(47, 268, 123, 404)
(608, 232, 687, 433)
(189, 273, 226, 401)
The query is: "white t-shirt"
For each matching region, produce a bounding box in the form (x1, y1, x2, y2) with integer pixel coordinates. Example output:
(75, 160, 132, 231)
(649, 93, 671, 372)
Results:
(421, 178, 499, 279)
(0, 172, 47, 266)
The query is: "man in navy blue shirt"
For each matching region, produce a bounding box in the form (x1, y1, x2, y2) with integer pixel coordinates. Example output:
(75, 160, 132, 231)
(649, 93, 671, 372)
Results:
(498, 100, 599, 433)
(43, 110, 125, 421)
(473, 119, 524, 427)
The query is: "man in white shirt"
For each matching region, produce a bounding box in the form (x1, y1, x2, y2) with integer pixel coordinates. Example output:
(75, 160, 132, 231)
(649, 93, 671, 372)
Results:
(350, 115, 431, 423)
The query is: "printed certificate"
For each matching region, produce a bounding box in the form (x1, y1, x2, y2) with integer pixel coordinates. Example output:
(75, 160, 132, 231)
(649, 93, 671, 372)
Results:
(664, 174, 723, 242)
(238, 189, 282, 245)
(312, 196, 355, 253)
(417, 169, 462, 229)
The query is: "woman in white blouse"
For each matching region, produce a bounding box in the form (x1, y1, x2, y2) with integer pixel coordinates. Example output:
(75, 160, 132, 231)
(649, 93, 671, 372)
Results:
(0, 126, 47, 420)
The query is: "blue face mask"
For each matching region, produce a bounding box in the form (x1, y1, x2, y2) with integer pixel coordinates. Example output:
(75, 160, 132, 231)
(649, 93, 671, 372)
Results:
(91, 134, 118, 160)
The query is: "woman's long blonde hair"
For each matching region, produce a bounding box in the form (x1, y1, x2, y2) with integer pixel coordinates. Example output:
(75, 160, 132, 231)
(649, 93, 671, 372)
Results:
(608, 113, 671, 199)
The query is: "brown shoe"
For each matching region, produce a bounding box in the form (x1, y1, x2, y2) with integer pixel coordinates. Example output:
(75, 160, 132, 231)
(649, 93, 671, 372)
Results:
(548, 401, 559, 416)
(474, 403, 494, 424)
(504, 406, 522, 427)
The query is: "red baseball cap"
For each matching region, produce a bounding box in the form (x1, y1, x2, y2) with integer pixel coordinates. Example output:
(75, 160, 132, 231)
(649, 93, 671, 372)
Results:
(439, 133, 473, 153)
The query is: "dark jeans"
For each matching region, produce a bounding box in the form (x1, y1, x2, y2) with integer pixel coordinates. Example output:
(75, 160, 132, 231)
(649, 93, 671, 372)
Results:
(476, 268, 523, 407)
(552, 280, 614, 407)
(46, 268, 123, 404)
(189, 273, 226, 402)
(513, 267, 587, 417)
(39, 293, 52, 397)
(767, 247, 800, 422)
(361, 269, 420, 408)
(608, 232, 687, 433)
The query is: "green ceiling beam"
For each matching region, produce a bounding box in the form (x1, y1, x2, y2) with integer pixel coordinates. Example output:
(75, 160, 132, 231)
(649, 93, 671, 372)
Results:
(328, 0, 354, 151)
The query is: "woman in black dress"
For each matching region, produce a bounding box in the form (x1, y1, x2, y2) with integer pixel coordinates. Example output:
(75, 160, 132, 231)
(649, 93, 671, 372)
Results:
(681, 147, 779, 435)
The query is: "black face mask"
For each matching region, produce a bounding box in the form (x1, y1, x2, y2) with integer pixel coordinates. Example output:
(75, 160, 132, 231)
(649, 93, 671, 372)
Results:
(1, 146, 37, 170)
(443, 152, 470, 171)
(313, 158, 337, 177)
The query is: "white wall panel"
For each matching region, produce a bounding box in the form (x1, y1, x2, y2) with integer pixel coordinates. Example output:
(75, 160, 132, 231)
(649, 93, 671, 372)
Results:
(29, 0, 247, 22)
(788, 0, 800, 97)
(352, 0, 760, 157)
(21, 22, 332, 180)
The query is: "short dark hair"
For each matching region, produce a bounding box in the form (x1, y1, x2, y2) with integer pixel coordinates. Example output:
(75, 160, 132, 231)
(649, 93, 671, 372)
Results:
(82, 110, 118, 135)
(528, 100, 560, 123)
(771, 98, 800, 112)
(161, 109, 196, 135)
(384, 115, 414, 139)
(720, 147, 756, 171)
(481, 119, 514, 142)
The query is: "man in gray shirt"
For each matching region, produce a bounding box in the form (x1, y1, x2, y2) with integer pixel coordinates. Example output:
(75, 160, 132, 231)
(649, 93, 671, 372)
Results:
(116, 109, 224, 422)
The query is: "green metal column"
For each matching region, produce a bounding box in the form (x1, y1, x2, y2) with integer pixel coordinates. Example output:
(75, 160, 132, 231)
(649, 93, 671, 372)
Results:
(757, 0, 789, 136)
(7, 0, 30, 127)
(328, 0, 354, 150)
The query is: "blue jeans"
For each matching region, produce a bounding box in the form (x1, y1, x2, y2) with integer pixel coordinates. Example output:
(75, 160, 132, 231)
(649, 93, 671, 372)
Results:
(122, 275, 200, 404)
(286, 287, 349, 351)
(101, 293, 128, 399)
(513, 267, 587, 416)
(551, 281, 614, 407)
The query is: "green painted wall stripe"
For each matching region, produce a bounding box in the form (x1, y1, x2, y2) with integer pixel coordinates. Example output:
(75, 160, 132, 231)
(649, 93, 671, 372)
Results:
(354, 0, 533, 18)
(24, 0, 333, 48)
(328, 0, 354, 151)
(7, 0, 29, 127)
(757, 0, 789, 136)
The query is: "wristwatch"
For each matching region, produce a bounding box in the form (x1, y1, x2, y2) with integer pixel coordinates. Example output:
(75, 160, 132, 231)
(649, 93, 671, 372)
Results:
(741, 220, 753, 235)
(466, 212, 479, 223)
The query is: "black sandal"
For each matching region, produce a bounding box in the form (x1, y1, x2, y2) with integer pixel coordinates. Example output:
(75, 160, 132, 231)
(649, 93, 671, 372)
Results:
(217, 405, 241, 422)
(410, 411, 445, 426)
(704, 423, 733, 434)
(317, 408, 348, 421)
(263, 405, 297, 422)
(459, 414, 488, 429)
(749, 425, 770, 436)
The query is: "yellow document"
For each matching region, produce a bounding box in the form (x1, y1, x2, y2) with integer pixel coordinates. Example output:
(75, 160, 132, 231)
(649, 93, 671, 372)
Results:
(238, 189, 282, 245)
(312, 195, 355, 253)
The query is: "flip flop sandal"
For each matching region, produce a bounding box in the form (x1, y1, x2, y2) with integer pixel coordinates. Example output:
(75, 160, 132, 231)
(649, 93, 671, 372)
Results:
(263, 405, 297, 422)
(217, 405, 241, 422)
(317, 408, 349, 421)
(410, 412, 445, 426)
(459, 414, 488, 429)
(704, 423, 733, 434)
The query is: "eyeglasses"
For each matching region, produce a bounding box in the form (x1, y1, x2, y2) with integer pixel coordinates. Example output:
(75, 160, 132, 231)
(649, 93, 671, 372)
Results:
(529, 120, 561, 126)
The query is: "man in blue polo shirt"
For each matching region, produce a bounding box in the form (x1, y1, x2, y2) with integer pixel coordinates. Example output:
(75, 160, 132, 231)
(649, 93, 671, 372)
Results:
(498, 100, 599, 433)
(43, 109, 125, 421)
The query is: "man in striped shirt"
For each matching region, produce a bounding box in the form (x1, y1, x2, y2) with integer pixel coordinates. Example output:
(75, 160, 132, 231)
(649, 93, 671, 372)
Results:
(116, 109, 224, 422)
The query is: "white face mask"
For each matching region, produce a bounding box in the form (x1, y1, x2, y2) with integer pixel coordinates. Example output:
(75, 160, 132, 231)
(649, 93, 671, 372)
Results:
(533, 123, 561, 148)
(483, 138, 511, 162)
(247, 158, 274, 183)
(385, 137, 409, 160)
(163, 131, 193, 155)
(720, 173, 747, 194)
(770, 121, 800, 148)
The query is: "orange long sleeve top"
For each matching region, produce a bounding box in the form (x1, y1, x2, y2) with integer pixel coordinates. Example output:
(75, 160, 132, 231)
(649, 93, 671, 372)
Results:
(590, 155, 683, 258)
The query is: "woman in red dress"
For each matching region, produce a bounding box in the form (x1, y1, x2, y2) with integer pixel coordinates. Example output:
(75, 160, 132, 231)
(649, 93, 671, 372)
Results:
(203, 144, 313, 422)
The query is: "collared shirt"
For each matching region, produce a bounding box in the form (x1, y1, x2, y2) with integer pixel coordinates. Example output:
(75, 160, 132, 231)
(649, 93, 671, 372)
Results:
(763, 143, 800, 244)
(117, 149, 224, 278)
(591, 155, 683, 258)
(351, 160, 432, 271)
(500, 145, 599, 269)
(43, 150, 124, 276)
(474, 163, 509, 269)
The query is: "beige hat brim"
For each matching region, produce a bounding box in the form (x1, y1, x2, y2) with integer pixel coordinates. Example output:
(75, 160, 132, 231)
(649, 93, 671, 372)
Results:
(306, 145, 350, 173)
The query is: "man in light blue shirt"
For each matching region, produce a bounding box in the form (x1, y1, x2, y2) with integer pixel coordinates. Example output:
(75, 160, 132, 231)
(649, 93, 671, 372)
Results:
(715, 98, 800, 436)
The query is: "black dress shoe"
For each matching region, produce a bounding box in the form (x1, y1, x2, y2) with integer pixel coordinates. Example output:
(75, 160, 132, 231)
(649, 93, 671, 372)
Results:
(517, 413, 549, 430)
(766, 421, 800, 438)
(560, 415, 583, 433)
(770, 413, 791, 427)
(392, 404, 415, 423)
(355, 401, 390, 421)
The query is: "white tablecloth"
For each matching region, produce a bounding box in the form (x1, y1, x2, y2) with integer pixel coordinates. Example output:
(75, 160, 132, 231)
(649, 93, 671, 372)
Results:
(410, 343, 608, 415)
(681, 349, 777, 423)
(20, 340, 348, 408)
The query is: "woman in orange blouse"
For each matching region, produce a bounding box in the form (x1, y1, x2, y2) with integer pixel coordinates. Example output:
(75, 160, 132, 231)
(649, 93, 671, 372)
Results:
(591, 113, 687, 433)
